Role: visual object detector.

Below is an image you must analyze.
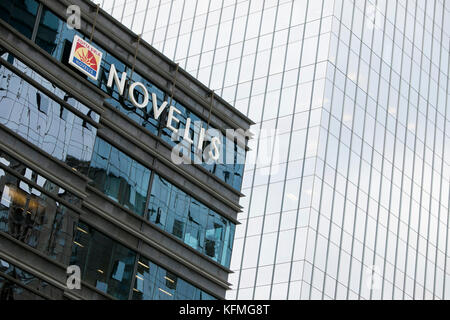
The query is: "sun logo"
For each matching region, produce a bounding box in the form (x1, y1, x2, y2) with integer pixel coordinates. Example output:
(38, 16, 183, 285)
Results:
(69, 35, 103, 80)
(74, 47, 98, 70)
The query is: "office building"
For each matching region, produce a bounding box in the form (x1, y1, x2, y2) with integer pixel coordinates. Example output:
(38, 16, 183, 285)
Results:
(0, 0, 252, 300)
(105, 0, 450, 299)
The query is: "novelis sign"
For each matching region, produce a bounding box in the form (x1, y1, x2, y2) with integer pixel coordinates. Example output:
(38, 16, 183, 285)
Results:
(68, 36, 223, 162)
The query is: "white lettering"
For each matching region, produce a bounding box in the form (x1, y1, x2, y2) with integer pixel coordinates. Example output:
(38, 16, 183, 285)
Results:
(129, 81, 149, 109)
(151, 93, 168, 120)
(209, 136, 221, 161)
(167, 105, 182, 133)
(183, 117, 194, 144)
(107, 64, 127, 96)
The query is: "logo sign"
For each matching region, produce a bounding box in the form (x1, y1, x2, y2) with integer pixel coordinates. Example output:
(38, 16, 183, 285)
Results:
(69, 35, 103, 80)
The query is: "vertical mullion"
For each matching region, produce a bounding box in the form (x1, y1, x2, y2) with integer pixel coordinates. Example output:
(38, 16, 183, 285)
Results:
(402, 4, 426, 300)
(356, 0, 385, 300)
(368, 0, 401, 301)
(391, 0, 419, 300)
(151, 0, 163, 45)
(309, 0, 353, 300)
(130, 0, 139, 32)
(139, 0, 150, 36)
(161, 0, 175, 53)
(207, 0, 226, 89)
(234, 0, 267, 299)
(194, 1, 213, 79)
(231, 0, 252, 110)
(438, 37, 450, 301)
(31, 3, 44, 42)
(345, 0, 380, 300)
(412, 1, 435, 299)
(219, 0, 239, 98)
(183, 0, 199, 71)
(380, 0, 410, 300)
(421, 0, 440, 300)
(172, 0, 187, 61)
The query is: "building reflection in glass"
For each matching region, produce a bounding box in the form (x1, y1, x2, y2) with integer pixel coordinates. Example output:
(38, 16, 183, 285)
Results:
(0, 55, 99, 173)
(0, 152, 80, 264)
(0, 258, 62, 300)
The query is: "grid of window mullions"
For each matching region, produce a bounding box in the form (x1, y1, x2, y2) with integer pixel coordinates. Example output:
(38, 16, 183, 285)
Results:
(310, 0, 450, 300)
(102, 0, 450, 300)
(233, 0, 274, 299)
(401, 1, 434, 300)
(390, 0, 422, 300)
(233, 0, 306, 300)
(310, 0, 364, 300)
(372, 0, 409, 300)
(411, 0, 446, 300)
(243, 0, 303, 300)
(428, 3, 448, 298)
(441, 34, 450, 301)
(284, 0, 326, 300)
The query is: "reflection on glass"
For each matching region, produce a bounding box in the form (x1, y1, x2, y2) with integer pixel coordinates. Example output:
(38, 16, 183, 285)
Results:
(148, 174, 235, 267)
(0, 152, 80, 264)
(71, 223, 215, 300)
(0, 258, 61, 300)
(132, 258, 215, 300)
(0, 61, 98, 171)
(0, 0, 39, 39)
(31, 7, 245, 191)
(70, 222, 136, 300)
(88, 138, 151, 216)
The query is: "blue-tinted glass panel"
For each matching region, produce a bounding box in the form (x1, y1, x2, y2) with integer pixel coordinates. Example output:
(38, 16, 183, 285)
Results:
(0, 54, 99, 170)
(0, 258, 62, 300)
(70, 222, 136, 300)
(0, 0, 39, 39)
(0, 152, 80, 265)
(88, 138, 151, 216)
(148, 174, 236, 267)
(132, 258, 215, 300)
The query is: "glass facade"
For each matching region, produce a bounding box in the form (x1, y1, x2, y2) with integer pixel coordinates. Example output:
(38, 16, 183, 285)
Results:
(0, 149, 216, 301)
(71, 221, 216, 300)
(0, 0, 250, 301)
(0, 53, 99, 170)
(0, 258, 63, 300)
(88, 138, 151, 215)
(0, 151, 81, 265)
(88, 138, 236, 268)
(105, 0, 450, 300)
(149, 174, 235, 267)
(0, 1, 239, 271)
(0, 0, 39, 40)
(71, 222, 137, 300)
(0, 1, 246, 191)
(132, 257, 215, 300)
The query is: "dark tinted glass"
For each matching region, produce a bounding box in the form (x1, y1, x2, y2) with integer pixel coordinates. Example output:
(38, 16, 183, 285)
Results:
(88, 138, 151, 216)
(132, 258, 215, 300)
(0, 0, 39, 39)
(148, 174, 236, 267)
(0, 55, 99, 170)
(0, 153, 80, 264)
(70, 222, 136, 300)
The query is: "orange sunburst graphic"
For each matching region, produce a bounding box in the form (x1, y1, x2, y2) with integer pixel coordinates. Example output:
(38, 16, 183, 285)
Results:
(74, 44, 98, 70)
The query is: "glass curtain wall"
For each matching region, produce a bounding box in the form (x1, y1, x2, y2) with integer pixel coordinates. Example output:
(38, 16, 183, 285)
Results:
(102, 0, 450, 300)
